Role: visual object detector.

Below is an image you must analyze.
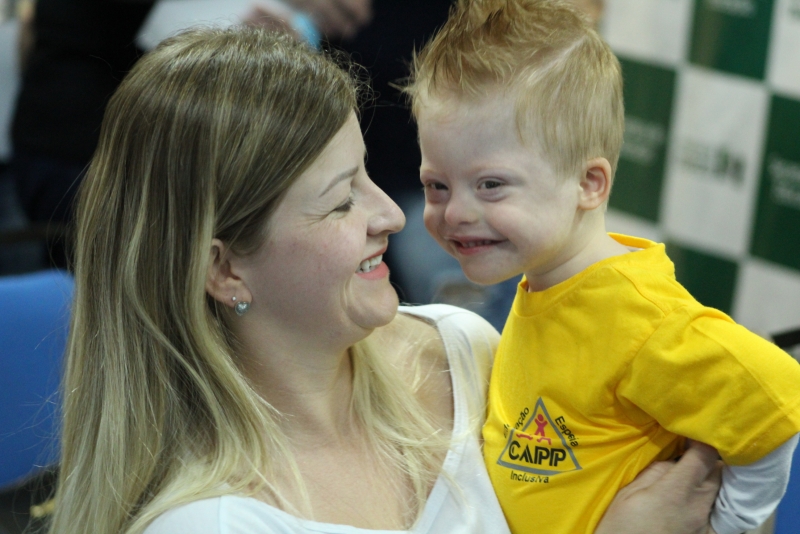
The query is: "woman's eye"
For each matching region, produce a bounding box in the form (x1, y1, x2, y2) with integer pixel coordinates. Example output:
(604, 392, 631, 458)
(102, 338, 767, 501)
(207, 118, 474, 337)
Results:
(333, 196, 355, 213)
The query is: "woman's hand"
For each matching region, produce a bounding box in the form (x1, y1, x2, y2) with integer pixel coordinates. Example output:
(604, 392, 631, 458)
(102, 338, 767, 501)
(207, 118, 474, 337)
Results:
(596, 442, 722, 534)
(243, 2, 298, 37)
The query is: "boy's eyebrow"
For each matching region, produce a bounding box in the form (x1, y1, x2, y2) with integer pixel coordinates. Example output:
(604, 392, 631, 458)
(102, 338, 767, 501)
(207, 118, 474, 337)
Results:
(319, 166, 359, 197)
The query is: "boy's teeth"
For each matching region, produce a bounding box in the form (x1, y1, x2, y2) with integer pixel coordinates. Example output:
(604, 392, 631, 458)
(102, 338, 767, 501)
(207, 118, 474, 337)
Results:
(464, 240, 492, 248)
(357, 254, 383, 273)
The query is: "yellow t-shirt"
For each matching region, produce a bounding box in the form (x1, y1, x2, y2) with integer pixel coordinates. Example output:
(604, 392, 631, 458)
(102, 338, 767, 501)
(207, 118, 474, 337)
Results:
(483, 234, 800, 534)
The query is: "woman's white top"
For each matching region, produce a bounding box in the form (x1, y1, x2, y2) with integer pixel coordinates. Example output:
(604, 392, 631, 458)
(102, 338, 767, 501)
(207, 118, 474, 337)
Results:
(144, 304, 511, 534)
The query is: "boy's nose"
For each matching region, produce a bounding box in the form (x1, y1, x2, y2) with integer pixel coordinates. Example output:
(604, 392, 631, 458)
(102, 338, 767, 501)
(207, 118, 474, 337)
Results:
(443, 193, 479, 227)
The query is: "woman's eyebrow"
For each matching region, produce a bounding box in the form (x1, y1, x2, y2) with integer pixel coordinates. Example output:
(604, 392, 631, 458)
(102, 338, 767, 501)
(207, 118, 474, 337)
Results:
(319, 166, 358, 197)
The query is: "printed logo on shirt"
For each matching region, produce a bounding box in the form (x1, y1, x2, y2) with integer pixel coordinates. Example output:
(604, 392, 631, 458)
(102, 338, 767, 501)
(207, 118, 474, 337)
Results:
(496, 397, 582, 476)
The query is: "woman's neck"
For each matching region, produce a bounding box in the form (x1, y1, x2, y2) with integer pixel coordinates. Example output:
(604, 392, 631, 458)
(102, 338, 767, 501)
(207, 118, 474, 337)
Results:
(237, 330, 360, 442)
(241, 330, 414, 529)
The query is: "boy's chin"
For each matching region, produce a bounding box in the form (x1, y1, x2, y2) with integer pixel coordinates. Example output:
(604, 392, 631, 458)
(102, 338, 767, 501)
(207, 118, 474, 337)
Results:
(462, 268, 516, 287)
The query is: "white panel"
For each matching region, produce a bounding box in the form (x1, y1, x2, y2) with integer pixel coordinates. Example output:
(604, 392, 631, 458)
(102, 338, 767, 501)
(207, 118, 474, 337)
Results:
(661, 66, 769, 258)
(602, 0, 694, 66)
(137, 0, 252, 50)
(767, 0, 800, 99)
(733, 258, 800, 337)
(606, 208, 664, 242)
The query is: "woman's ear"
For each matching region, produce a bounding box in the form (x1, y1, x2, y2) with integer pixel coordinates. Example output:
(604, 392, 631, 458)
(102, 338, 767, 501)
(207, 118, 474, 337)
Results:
(206, 238, 252, 310)
(578, 157, 613, 211)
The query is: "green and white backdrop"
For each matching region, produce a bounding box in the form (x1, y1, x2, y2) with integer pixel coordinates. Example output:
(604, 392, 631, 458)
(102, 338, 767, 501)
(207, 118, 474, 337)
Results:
(600, 0, 800, 351)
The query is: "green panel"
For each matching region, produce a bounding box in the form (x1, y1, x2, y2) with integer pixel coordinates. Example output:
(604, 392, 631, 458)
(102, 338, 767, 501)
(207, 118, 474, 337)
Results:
(610, 58, 676, 222)
(750, 96, 800, 272)
(666, 242, 738, 314)
(689, 0, 775, 80)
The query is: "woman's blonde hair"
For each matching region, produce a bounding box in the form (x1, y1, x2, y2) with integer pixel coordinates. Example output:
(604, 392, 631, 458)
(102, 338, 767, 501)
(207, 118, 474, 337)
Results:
(406, 0, 624, 179)
(51, 26, 445, 534)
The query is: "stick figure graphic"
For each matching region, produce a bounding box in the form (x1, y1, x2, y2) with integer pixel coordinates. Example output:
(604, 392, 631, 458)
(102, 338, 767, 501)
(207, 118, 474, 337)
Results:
(534, 414, 551, 444)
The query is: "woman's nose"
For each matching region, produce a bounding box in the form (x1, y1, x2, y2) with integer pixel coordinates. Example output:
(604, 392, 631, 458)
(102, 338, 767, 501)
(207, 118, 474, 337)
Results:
(368, 184, 406, 236)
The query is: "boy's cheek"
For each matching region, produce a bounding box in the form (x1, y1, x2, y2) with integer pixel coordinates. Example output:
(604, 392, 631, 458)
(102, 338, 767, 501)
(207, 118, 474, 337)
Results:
(422, 208, 449, 249)
(422, 209, 439, 237)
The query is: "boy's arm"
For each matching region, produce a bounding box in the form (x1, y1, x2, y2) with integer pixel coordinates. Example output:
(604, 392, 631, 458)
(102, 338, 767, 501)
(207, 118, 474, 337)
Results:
(711, 433, 799, 534)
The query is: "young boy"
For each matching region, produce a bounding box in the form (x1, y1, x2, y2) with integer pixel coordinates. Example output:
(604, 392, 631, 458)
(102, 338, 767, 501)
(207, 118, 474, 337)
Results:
(405, 1, 800, 533)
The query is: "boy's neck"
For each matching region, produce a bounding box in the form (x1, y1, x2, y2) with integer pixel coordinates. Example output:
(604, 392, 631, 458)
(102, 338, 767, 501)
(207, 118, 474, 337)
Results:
(525, 225, 630, 292)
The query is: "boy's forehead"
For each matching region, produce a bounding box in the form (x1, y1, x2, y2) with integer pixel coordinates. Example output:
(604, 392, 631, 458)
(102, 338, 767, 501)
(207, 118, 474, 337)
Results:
(418, 89, 542, 149)
(418, 86, 514, 123)
(416, 90, 470, 122)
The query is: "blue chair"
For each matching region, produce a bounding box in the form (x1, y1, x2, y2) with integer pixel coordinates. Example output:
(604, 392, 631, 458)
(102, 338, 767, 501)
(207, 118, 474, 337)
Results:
(0, 270, 73, 489)
(773, 328, 800, 534)
(774, 420, 800, 533)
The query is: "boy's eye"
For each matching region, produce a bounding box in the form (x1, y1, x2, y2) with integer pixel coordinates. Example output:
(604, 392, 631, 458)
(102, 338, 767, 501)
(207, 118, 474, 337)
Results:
(424, 181, 448, 191)
(422, 181, 449, 203)
(333, 195, 355, 213)
(480, 179, 503, 189)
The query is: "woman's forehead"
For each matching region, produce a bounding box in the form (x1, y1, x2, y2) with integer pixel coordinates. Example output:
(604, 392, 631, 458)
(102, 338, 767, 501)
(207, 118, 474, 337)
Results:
(287, 114, 364, 193)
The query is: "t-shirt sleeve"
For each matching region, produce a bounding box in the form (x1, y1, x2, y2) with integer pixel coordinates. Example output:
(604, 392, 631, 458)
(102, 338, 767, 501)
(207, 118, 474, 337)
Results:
(712, 433, 799, 534)
(617, 305, 800, 465)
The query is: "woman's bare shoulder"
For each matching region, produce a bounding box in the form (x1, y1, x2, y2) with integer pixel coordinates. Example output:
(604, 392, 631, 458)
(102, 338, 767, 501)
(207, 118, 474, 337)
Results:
(377, 305, 500, 366)
(390, 305, 500, 412)
(376, 309, 447, 368)
(371, 309, 453, 426)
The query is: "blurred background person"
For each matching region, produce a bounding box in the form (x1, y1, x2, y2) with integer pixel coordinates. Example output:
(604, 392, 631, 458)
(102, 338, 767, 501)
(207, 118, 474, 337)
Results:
(2, 0, 370, 271)
(8, 0, 157, 270)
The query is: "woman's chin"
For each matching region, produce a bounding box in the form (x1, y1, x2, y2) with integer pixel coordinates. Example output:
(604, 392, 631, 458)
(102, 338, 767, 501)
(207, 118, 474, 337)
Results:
(349, 289, 400, 332)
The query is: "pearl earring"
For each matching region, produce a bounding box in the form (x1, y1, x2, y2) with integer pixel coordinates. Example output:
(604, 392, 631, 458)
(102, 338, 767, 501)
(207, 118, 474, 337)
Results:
(232, 296, 250, 316)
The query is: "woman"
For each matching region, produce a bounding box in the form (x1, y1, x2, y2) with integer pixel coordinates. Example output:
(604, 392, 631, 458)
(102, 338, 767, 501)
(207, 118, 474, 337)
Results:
(51, 27, 719, 534)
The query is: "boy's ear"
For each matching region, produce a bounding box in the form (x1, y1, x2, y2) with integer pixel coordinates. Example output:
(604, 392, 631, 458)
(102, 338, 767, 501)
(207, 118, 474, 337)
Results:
(206, 238, 252, 310)
(578, 157, 613, 211)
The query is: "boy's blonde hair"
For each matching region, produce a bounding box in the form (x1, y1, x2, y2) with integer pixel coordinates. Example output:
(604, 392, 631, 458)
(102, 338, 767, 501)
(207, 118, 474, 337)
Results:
(407, 0, 624, 179)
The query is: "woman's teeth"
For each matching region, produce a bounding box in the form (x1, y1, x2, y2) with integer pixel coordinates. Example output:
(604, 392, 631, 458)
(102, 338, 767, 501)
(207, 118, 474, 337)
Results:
(357, 254, 383, 273)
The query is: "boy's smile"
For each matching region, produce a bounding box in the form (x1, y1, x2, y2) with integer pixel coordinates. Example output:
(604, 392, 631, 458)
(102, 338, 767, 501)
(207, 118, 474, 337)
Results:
(450, 239, 506, 255)
(418, 91, 589, 288)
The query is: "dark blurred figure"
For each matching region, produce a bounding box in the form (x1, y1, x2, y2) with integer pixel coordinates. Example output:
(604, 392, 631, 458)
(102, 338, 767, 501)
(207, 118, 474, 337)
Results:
(339, 0, 452, 305)
(9, 0, 155, 269)
(343, 0, 451, 200)
(8, 0, 371, 270)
